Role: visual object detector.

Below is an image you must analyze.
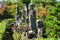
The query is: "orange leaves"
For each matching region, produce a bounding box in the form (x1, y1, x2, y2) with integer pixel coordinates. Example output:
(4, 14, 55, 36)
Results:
(36, 4, 47, 17)
(0, 4, 16, 15)
(36, 9, 41, 16)
(0, 9, 4, 15)
(42, 9, 47, 16)
(0, 4, 7, 15)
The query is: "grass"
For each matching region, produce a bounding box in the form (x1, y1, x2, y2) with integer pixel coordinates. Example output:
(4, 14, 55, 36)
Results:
(0, 18, 13, 40)
(0, 20, 6, 40)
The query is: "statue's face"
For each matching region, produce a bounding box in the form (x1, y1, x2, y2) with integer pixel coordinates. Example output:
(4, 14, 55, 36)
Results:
(28, 3, 35, 10)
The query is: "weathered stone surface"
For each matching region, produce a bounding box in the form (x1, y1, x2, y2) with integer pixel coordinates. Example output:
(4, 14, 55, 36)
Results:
(26, 3, 37, 39)
(22, 5, 27, 22)
(37, 20, 44, 37)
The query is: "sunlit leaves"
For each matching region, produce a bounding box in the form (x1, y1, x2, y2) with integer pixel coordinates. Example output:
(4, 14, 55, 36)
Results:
(7, 5, 16, 16)
(45, 28, 56, 37)
(49, 6, 57, 15)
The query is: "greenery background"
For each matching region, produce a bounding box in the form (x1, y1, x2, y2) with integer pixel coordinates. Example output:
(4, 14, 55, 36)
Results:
(0, 0, 60, 40)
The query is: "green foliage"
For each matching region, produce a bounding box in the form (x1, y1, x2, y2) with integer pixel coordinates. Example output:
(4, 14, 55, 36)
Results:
(41, 0, 56, 3)
(0, 20, 6, 40)
(55, 3, 60, 7)
(5, 1, 12, 6)
(49, 6, 57, 15)
(42, 1, 60, 38)
(17, 0, 22, 6)
(45, 28, 56, 37)
(31, 0, 40, 4)
(36, 37, 57, 40)
(16, 0, 23, 17)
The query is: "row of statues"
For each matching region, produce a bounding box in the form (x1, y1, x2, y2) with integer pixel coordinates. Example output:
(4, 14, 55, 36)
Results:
(2, 3, 44, 40)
